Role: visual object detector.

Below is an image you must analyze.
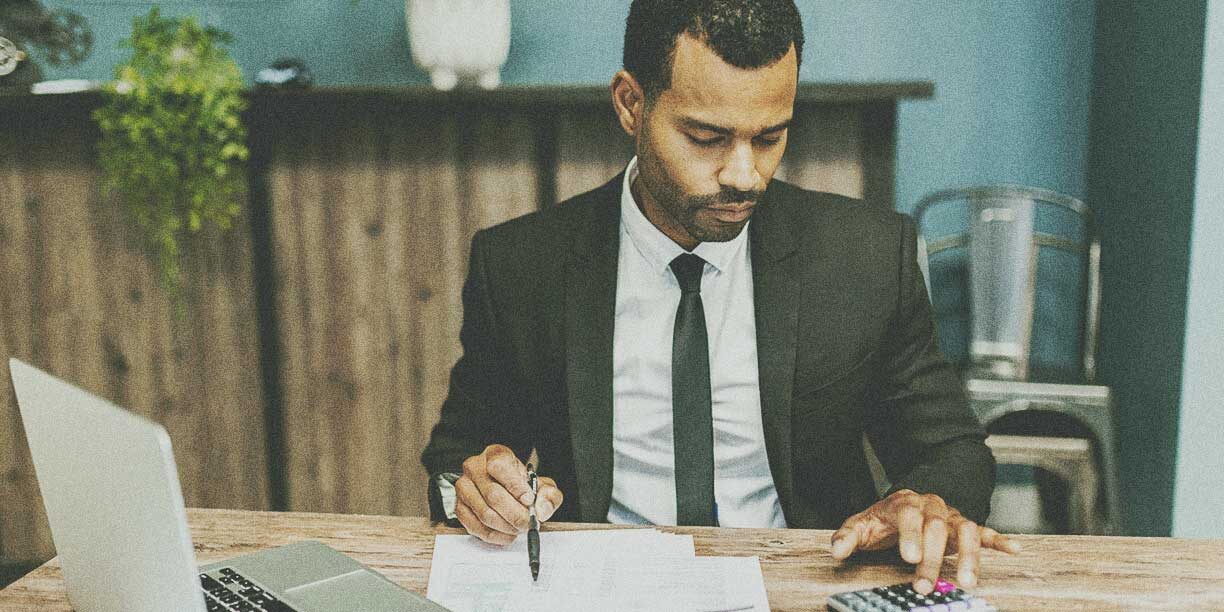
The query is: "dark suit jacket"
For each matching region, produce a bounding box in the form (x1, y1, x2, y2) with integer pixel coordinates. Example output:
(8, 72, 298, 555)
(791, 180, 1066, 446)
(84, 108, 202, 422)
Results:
(421, 174, 995, 528)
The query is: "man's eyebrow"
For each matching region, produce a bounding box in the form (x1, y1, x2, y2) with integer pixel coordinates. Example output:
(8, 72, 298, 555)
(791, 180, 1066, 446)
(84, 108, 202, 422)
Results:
(678, 117, 793, 136)
(679, 117, 734, 135)
(759, 119, 793, 134)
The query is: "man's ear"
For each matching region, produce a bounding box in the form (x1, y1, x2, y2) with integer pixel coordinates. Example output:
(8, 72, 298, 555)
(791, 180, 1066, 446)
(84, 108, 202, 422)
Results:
(610, 70, 646, 136)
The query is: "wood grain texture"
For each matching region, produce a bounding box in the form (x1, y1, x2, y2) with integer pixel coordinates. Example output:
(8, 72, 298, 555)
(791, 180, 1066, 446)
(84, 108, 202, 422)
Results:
(0, 90, 895, 565)
(269, 100, 540, 519)
(2, 508, 1222, 611)
(776, 104, 865, 199)
(0, 107, 270, 564)
(554, 108, 634, 203)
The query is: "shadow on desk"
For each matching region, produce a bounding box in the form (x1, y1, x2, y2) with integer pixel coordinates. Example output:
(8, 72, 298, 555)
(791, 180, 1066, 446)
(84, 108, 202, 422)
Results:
(0, 562, 40, 590)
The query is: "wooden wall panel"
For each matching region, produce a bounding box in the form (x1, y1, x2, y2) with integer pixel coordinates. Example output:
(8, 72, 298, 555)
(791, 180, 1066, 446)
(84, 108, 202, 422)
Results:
(0, 87, 909, 561)
(0, 114, 56, 564)
(273, 102, 540, 518)
(555, 109, 634, 203)
(0, 106, 269, 564)
(776, 104, 865, 199)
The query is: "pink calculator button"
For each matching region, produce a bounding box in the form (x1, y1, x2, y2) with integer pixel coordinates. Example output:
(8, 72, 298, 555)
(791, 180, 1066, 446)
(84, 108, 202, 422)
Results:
(934, 579, 956, 594)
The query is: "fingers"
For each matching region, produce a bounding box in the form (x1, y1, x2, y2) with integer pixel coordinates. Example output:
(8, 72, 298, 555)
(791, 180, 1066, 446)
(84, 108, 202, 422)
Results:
(850, 490, 1015, 594)
(895, 503, 926, 564)
(456, 445, 531, 543)
(954, 519, 981, 588)
(980, 526, 1022, 554)
(534, 476, 564, 522)
(455, 473, 522, 536)
(454, 498, 515, 546)
(453, 445, 569, 544)
(913, 514, 948, 594)
(830, 517, 864, 560)
(483, 445, 532, 504)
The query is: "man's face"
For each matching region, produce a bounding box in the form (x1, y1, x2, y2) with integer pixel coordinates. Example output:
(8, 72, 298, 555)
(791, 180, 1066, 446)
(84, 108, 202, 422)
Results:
(632, 34, 797, 250)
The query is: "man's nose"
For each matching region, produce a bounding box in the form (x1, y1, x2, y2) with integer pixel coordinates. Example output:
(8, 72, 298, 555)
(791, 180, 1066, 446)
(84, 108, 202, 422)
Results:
(718, 143, 760, 194)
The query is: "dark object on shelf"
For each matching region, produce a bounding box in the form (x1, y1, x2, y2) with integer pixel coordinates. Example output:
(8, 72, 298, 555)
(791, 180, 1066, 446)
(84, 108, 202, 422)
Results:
(255, 58, 313, 88)
(0, 0, 92, 87)
(0, 36, 27, 76)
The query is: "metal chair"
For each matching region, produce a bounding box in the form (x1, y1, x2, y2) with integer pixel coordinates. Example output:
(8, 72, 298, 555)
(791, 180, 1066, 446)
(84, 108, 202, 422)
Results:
(914, 185, 1120, 534)
(985, 435, 1099, 534)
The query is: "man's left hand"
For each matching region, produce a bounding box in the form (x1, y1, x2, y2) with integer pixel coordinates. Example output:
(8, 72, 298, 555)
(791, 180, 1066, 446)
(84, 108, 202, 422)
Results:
(830, 489, 1020, 595)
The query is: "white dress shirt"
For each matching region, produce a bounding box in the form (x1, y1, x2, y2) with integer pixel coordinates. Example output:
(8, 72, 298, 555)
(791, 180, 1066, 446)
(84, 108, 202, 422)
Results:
(607, 158, 787, 528)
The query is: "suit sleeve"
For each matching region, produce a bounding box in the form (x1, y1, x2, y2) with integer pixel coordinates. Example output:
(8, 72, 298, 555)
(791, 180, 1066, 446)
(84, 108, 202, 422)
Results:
(864, 215, 996, 524)
(420, 230, 529, 521)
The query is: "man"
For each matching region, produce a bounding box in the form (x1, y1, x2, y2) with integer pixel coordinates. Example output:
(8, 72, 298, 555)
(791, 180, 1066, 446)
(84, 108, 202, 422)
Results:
(422, 0, 1018, 595)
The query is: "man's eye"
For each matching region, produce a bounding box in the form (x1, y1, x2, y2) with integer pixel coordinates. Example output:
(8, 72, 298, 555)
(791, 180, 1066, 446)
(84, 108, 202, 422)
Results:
(755, 136, 783, 147)
(688, 134, 723, 146)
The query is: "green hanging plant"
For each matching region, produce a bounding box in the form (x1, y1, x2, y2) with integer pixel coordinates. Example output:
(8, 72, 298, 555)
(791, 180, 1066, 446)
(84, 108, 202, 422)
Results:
(92, 7, 248, 301)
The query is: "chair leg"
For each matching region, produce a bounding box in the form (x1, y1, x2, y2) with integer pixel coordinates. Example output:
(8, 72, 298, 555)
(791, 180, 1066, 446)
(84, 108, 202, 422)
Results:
(1070, 406, 1122, 534)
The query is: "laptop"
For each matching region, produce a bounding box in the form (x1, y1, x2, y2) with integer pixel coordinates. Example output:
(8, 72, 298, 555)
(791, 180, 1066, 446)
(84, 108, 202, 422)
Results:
(9, 358, 450, 612)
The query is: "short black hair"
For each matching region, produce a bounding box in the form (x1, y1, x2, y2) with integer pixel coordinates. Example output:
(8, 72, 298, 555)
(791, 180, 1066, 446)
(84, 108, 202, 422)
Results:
(623, 0, 804, 98)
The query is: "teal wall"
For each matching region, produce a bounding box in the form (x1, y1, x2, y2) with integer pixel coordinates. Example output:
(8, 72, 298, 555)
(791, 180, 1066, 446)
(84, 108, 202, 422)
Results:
(39, 1, 1096, 213)
(1087, 0, 1207, 536)
(1173, 0, 1224, 539)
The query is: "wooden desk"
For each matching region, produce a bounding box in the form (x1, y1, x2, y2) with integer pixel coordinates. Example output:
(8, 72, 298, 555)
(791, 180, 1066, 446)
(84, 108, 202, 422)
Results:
(1, 508, 1222, 611)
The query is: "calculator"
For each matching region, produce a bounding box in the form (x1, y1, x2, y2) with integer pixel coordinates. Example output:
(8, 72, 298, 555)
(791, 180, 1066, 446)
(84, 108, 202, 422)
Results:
(826, 579, 997, 611)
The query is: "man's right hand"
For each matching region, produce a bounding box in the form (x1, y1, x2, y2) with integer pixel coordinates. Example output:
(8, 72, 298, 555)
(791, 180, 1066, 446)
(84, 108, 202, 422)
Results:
(454, 444, 564, 545)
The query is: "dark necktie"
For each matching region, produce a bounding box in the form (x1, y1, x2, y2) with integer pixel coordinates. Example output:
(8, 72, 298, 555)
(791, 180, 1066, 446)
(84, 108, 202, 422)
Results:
(669, 253, 716, 526)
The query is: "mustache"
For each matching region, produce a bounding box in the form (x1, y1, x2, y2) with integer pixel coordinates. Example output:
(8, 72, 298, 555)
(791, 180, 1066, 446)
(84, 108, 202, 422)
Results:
(688, 188, 765, 207)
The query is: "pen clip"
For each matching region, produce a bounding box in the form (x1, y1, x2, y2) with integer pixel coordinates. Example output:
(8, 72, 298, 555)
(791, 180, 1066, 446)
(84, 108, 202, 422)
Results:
(526, 463, 540, 529)
(526, 464, 538, 504)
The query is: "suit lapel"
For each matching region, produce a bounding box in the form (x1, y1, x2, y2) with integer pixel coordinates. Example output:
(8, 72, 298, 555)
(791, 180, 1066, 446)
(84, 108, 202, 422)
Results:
(563, 176, 622, 523)
(749, 185, 800, 522)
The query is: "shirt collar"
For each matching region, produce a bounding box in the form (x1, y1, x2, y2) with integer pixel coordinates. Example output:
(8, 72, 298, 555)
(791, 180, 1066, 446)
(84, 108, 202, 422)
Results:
(619, 157, 749, 276)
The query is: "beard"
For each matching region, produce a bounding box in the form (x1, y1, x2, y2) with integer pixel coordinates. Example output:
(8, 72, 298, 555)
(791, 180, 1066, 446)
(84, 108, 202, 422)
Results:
(636, 150, 765, 244)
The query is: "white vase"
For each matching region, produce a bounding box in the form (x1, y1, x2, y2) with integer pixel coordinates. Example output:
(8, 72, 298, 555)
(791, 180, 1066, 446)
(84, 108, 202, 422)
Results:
(407, 0, 511, 90)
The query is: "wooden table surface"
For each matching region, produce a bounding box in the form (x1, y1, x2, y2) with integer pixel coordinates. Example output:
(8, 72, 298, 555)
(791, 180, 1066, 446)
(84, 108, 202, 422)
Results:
(2, 508, 1222, 611)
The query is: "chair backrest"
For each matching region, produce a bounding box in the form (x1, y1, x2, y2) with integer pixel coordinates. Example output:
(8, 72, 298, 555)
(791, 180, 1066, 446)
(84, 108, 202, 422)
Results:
(914, 185, 1100, 383)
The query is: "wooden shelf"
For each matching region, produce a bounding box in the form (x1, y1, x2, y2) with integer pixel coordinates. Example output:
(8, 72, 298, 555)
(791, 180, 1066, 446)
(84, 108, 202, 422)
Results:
(0, 81, 933, 113)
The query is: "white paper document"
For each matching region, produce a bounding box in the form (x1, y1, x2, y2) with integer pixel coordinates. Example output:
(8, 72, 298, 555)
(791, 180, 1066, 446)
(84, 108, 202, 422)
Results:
(427, 529, 770, 612)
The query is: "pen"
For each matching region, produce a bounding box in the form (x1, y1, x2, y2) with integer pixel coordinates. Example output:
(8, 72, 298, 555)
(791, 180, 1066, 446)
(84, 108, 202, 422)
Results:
(526, 463, 540, 581)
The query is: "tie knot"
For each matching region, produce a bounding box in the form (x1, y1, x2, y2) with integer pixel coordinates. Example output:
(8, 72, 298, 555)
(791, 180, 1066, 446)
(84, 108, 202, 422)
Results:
(670, 253, 706, 294)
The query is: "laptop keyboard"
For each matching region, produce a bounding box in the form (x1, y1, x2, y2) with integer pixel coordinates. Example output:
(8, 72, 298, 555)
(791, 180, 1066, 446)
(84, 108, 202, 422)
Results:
(200, 567, 300, 612)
